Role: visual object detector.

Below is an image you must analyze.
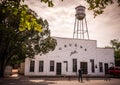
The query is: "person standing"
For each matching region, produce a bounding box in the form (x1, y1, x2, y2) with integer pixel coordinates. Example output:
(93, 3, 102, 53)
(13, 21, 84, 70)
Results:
(78, 68, 83, 82)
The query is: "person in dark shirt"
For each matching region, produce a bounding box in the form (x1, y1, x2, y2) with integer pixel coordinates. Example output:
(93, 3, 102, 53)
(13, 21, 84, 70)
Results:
(78, 68, 83, 82)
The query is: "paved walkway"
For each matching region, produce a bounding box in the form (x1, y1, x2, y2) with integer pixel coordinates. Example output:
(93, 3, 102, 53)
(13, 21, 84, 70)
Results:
(0, 74, 120, 85)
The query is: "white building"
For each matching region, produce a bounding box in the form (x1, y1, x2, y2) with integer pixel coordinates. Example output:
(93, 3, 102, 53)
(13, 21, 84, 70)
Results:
(24, 5, 114, 77)
(24, 37, 114, 76)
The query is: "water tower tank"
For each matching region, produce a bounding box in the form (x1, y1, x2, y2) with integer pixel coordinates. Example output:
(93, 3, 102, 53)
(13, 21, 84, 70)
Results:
(75, 5, 86, 20)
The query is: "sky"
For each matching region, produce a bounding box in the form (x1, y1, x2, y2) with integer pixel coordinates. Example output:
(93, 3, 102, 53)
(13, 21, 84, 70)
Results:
(24, 0, 120, 47)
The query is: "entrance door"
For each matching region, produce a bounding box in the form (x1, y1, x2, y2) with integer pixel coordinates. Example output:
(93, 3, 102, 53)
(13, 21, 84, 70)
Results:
(104, 63, 108, 74)
(56, 63, 62, 75)
(80, 62, 88, 74)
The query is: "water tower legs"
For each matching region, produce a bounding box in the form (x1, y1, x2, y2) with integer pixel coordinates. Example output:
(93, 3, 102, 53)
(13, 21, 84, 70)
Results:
(73, 17, 89, 39)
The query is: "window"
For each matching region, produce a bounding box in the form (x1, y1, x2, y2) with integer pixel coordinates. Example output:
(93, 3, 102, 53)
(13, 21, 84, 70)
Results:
(115, 67, 120, 70)
(30, 61, 35, 72)
(39, 61, 44, 72)
(109, 67, 114, 70)
(90, 59, 95, 73)
(99, 62, 103, 72)
(64, 61, 68, 72)
(73, 59, 77, 72)
(50, 61, 54, 72)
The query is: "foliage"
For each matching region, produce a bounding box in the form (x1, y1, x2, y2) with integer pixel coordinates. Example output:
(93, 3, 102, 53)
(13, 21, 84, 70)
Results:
(40, 0, 120, 17)
(85, 0, 120, 17)
(40, 0, 63, 7)
(110, 39, 120, 66)
(0, 0, 57, 77)
(0, 0, 43, 32)
(44, 0, 120, 17)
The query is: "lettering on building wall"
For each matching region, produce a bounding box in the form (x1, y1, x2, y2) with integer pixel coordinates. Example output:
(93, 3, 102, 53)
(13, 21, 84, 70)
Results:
(70, 50, 78, 56)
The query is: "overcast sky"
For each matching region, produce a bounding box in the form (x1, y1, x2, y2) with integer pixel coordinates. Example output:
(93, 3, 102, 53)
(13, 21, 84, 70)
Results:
(24, 0, 120, 47)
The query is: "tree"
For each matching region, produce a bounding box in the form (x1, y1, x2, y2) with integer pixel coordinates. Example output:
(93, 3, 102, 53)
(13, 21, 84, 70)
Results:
(85, 0, 120, 17)
(110, 39, 120, 66)
(0, 0, 57, 77)
(40, 0, 120, 17)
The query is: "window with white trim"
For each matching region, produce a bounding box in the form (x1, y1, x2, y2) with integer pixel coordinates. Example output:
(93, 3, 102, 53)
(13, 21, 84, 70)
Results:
(39, 61, 44, 72)
(30, 61, 35, 72)
(50, 61, 54, 72)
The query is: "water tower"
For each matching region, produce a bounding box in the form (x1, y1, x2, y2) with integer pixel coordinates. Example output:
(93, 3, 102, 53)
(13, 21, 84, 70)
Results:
(73, 5, 89, 39)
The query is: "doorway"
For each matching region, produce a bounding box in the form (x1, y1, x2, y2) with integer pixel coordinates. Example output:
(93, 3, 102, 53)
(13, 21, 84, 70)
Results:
(56, 63, 62, 75)
(80, 62, 88, 74)
(104, 63, 108, 74)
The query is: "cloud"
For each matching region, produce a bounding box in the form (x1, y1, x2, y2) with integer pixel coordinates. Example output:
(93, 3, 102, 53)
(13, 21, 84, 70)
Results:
(24, 0, 120, 47)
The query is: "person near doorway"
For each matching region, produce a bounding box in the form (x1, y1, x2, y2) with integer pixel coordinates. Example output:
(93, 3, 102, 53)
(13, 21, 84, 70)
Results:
(78, 68, 83, 82)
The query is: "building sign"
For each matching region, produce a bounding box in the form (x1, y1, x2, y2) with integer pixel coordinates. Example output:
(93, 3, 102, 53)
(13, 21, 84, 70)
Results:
(70, 50, 78, 56)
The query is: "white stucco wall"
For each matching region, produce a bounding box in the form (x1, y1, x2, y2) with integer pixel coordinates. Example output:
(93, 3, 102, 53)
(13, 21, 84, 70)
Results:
(24, 37, 114, 76)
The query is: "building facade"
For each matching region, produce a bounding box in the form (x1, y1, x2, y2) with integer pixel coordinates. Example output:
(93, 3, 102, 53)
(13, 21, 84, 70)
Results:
(24, 37, 114, 76)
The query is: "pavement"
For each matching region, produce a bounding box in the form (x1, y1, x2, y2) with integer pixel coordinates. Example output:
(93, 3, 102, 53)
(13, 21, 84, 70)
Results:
(0, 74, 120, 85)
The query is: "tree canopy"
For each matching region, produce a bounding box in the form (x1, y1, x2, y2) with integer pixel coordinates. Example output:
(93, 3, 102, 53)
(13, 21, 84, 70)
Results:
(86, 0, 120, 16)
(110, 39, 120, 66)
(0, 0, 57, 77)
(41, 0, 120, 16)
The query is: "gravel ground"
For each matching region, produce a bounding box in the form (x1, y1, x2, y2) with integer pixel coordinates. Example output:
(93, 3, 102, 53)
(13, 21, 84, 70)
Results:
(0, 74, 120, 85)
